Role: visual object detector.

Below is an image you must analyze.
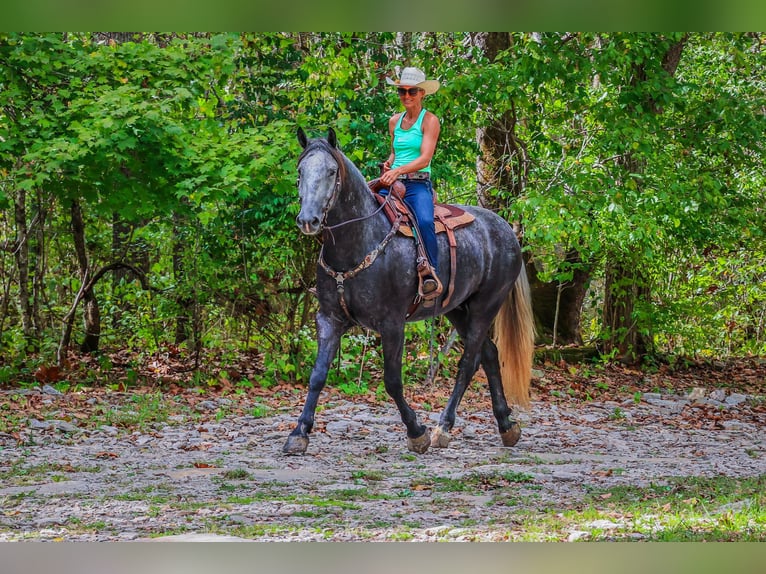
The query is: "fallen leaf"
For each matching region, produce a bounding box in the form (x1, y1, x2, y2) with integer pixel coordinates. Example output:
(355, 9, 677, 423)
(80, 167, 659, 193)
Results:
(94, 451, 119, 459)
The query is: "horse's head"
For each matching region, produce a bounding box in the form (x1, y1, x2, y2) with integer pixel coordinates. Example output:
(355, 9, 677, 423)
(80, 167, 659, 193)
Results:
(295, 128, 344, 235)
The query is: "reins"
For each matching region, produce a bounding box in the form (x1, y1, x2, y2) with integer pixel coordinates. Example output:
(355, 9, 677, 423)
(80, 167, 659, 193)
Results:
(318, 208, 402, 322)
(300, 145, 402, 324)
(321, 190, 391, 246)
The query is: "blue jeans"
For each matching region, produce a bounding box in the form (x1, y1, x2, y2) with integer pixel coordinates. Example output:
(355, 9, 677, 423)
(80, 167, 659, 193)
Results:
(381, 179, 438, 271)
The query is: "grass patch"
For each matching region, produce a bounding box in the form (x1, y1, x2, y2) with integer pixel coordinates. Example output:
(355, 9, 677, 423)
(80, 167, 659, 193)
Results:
(221, 468, 252, 481)
(503, 474, 766, 541)
(92, 392, 172, 429)
(413, 470, 536, 493)
(0, 460, 102, 485)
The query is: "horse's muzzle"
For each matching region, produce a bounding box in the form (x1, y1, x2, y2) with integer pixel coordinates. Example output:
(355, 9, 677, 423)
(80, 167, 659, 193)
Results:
(296, 214, 321, 236)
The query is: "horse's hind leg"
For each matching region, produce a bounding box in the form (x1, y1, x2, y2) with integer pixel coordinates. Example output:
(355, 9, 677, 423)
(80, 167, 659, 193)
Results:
(432, 336, 521, 448)
(431, 308, 485, 448)
(283, 312, 348, 455)
(481, 338, 523, 447)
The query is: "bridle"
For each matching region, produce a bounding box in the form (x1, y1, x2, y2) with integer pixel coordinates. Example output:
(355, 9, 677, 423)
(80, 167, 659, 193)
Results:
(298, 148, 401, 323)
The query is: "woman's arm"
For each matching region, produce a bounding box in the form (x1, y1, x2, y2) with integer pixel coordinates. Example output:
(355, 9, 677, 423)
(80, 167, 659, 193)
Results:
(380, 112, 440, 186)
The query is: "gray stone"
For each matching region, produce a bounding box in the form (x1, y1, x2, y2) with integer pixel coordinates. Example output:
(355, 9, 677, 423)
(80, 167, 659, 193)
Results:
(587, 519, 620, 529)
(725, 393, 748, 406)
(196, 400, 218, 411)
(148, 533, 251, 542)
(710, 389, 727, 402)
(53, 420, 79, 433)
(552, 471, 580, 482)
(644, 398, 688, 413)
(567, 530, 590, 542)
(41, 384, 63, 396)
(29, 418, 51, 430)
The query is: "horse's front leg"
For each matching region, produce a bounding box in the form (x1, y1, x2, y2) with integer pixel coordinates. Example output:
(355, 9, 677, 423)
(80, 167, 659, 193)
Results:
(380, 327, 431, 454)
(283, 312, 348, 455)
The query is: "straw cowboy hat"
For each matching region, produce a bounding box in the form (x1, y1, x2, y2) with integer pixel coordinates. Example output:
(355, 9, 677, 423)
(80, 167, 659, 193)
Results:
(386, 67, 440, 95)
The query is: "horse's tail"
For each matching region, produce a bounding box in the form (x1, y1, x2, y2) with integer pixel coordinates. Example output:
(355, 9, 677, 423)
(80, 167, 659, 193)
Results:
(493, 265, 535, 408)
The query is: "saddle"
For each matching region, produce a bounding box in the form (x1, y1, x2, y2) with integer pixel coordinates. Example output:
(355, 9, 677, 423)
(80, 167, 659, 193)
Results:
(368, 178, 475, 310)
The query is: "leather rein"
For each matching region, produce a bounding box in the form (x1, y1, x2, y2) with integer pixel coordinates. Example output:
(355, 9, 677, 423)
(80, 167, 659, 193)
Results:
(313, 171, 402, 323)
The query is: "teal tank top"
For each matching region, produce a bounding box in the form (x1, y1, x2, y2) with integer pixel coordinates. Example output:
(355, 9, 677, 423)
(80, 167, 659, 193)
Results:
(392, 108, 430, 174)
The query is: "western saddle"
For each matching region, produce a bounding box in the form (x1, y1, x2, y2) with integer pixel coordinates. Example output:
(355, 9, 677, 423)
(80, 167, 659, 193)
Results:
(367, 178, 475, 313)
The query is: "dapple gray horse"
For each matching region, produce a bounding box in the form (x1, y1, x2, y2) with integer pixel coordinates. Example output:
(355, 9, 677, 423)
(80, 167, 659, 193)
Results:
(284, 128, 534, 454)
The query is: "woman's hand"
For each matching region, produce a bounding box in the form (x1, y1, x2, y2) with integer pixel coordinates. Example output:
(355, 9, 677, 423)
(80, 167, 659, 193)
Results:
(380, 167, 400, 186)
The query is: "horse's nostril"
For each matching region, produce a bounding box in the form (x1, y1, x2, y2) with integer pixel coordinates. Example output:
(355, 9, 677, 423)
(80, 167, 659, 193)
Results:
(296, 214, 321, 235)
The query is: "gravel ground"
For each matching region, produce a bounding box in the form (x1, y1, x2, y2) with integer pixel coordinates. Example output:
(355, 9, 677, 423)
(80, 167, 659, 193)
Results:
(0, 385, 763, 541)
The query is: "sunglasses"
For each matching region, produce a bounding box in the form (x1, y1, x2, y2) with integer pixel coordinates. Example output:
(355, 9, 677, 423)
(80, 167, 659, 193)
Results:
(397, 87, 422, 97)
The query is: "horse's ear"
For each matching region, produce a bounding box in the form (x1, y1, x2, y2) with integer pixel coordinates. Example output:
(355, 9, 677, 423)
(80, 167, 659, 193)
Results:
(297, 127, 308, 149)
(327, 127, 338, 149)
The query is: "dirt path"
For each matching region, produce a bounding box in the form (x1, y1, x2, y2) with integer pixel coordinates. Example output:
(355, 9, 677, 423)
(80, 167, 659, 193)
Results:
(1, 381, 763, 541)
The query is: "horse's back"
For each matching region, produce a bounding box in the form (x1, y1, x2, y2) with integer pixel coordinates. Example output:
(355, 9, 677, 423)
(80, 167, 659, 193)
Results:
(402, 204, 522, 321)
(455, 204, 522, 277)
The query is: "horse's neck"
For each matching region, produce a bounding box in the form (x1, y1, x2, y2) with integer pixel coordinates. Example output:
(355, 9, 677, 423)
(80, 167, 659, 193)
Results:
(323, 168, 388, 266)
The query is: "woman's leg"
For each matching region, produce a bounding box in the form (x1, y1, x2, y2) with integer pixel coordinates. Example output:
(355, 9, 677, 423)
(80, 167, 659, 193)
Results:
(403, 180, 438, 271)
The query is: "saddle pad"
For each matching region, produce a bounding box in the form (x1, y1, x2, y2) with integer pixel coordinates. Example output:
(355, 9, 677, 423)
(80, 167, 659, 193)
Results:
(397, 203, 475, 237)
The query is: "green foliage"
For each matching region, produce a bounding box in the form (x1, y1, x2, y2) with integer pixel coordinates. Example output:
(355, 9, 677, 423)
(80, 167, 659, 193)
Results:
(1, 32, 765, 389)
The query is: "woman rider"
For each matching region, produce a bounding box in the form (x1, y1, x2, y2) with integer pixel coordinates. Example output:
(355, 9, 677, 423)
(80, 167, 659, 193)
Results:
(379, 67, 443, 301)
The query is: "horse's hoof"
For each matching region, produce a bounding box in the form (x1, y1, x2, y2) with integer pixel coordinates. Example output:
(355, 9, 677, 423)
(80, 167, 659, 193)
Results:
(431, 427, 451, 448)
(283, 435, 309, 455)
(407, 429, 431, 454)
(500, 422, 522, 447)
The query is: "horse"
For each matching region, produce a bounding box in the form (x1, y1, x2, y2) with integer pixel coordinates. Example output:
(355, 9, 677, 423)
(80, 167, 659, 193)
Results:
(283, 127, 535, 455)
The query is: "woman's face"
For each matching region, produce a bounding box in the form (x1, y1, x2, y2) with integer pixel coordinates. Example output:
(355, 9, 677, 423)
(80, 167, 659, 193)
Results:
(397, 86, 424, 106)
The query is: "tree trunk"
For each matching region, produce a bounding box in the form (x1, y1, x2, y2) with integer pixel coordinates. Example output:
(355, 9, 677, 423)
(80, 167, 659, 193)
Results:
(603, 254, 650, 361)
(526, 250, 589, 346)
(71, 200, 101, 353)
(172, 210, 193, 345)
(601, 35, 687, 362)
(31, 190, 47, 334)
(472, 32, 589, 345)
(13, 187, 36, 347)
(111, 213, 150, 328)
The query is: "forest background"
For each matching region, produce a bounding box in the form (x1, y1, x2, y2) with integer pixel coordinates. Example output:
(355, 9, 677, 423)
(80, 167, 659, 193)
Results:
(1, 32, 765, 392)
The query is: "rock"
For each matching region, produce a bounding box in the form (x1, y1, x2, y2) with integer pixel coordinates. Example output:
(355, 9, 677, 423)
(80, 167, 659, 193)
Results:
(687, 387, 706, 400)
(724, 393, 748, 406)
(29, 418, 51, 430)
(710, 389, 726, 402)
(148, 533, 251, 542)
(644, 398, 688, 414)
(325, 421, 352, 435)
(716, 499, 753, 514)
(53, 420, 79, 433)
(568, 530, 590, 542)
(552, 471, 580, 482)
(41, 384, 63, 396)
(720, 420, 749, 431)
(587, 519, 620, 529)
(196, 401, 218, 411)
